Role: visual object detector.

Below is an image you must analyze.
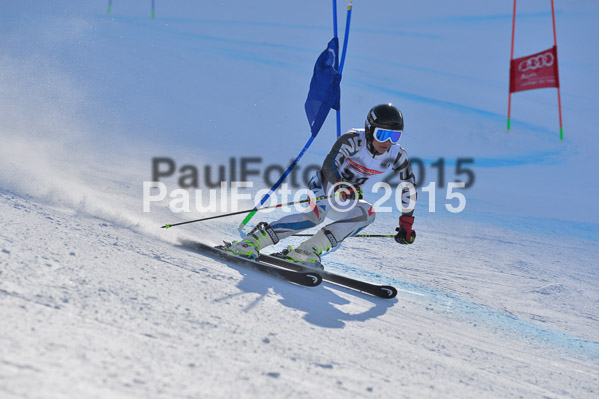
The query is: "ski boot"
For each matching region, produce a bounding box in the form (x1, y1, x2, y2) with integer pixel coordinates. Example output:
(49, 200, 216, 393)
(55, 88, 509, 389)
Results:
(283, 229, 338, 270)
(227, 222, 279, 259)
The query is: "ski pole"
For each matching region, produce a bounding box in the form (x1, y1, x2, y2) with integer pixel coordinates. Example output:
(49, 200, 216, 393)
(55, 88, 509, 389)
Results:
(292, 234, 394, 238)
(161, 195, 331, 229)
(294, 231, 415, 242)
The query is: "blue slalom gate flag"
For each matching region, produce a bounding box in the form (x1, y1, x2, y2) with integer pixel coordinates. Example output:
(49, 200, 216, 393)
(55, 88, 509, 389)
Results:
(305, 37, 341, 137)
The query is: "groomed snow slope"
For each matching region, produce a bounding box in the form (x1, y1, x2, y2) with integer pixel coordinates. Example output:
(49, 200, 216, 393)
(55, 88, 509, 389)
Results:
(1, 188, 598, 398)
(1, 1, 598, 398)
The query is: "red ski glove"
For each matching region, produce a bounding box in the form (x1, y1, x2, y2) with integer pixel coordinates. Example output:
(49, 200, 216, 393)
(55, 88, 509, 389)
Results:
(395, 215, 416, 244)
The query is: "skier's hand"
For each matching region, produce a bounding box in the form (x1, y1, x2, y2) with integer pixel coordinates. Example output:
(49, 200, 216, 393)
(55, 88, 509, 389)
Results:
(335, 179, 363, 201)
(395, 215, 416, 244)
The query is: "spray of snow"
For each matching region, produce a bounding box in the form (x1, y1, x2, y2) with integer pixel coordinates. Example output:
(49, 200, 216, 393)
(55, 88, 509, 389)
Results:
(0, 55, 183, 242)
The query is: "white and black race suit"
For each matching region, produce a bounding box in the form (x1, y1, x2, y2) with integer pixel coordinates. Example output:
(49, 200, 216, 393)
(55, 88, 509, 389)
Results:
(269, 129, 417, 247)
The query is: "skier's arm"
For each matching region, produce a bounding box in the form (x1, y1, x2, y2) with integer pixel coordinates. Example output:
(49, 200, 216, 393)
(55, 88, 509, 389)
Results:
(392, 147, 417, 244)
(392, 146, 417, 217)
(320, 131, 361, 188)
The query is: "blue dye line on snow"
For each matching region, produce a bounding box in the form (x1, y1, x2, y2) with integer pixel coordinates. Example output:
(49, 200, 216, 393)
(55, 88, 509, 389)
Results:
(361, 82, 559, 138)
(457, 208, 599, 242)
(417, 151, 564, 168)
(101, 14, 331, 32)
(327, 261, 599, 362)
(306, 150, 565, 169)
(348, 81, 569, 168)
(105, 14, 319, 57)
(419, 10, 599, 27)
(428, 11, 552, 25)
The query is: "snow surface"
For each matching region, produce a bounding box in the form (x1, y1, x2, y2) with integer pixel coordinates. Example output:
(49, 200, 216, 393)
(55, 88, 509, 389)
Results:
(1, 1, 598, 398)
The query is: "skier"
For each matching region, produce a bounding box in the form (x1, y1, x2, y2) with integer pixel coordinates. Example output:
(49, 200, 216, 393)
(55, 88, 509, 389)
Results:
(228, 103, 417, 268)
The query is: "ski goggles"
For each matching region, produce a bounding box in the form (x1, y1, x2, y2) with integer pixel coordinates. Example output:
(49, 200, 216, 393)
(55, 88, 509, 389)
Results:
(373, 127, 402, 144)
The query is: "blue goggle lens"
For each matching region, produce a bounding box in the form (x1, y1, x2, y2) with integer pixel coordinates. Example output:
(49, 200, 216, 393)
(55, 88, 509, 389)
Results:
(374, 128, 402, 144)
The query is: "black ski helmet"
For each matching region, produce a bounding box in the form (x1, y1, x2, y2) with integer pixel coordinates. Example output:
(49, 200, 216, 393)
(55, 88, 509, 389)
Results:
(365, 103, 404, 143)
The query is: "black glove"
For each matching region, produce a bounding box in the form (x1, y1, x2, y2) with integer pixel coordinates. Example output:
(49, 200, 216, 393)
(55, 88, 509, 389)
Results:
(395, 215, 416, 244)
(335, 179, 363, 201)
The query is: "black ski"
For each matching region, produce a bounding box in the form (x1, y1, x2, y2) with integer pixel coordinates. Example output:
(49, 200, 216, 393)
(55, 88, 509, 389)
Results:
(180, 240, 322, 287)
(259, 253, 397, 299)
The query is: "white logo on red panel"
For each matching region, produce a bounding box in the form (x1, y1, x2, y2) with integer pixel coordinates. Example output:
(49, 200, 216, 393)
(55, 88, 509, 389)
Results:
(518, 52, 554, 72)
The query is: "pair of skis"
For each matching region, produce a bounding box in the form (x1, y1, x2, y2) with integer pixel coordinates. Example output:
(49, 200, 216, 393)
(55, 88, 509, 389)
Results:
(180, 239, 397, 299)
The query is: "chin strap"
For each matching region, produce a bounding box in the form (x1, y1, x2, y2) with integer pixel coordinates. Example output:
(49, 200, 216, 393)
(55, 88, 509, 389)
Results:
(366, 140, 380, 156)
